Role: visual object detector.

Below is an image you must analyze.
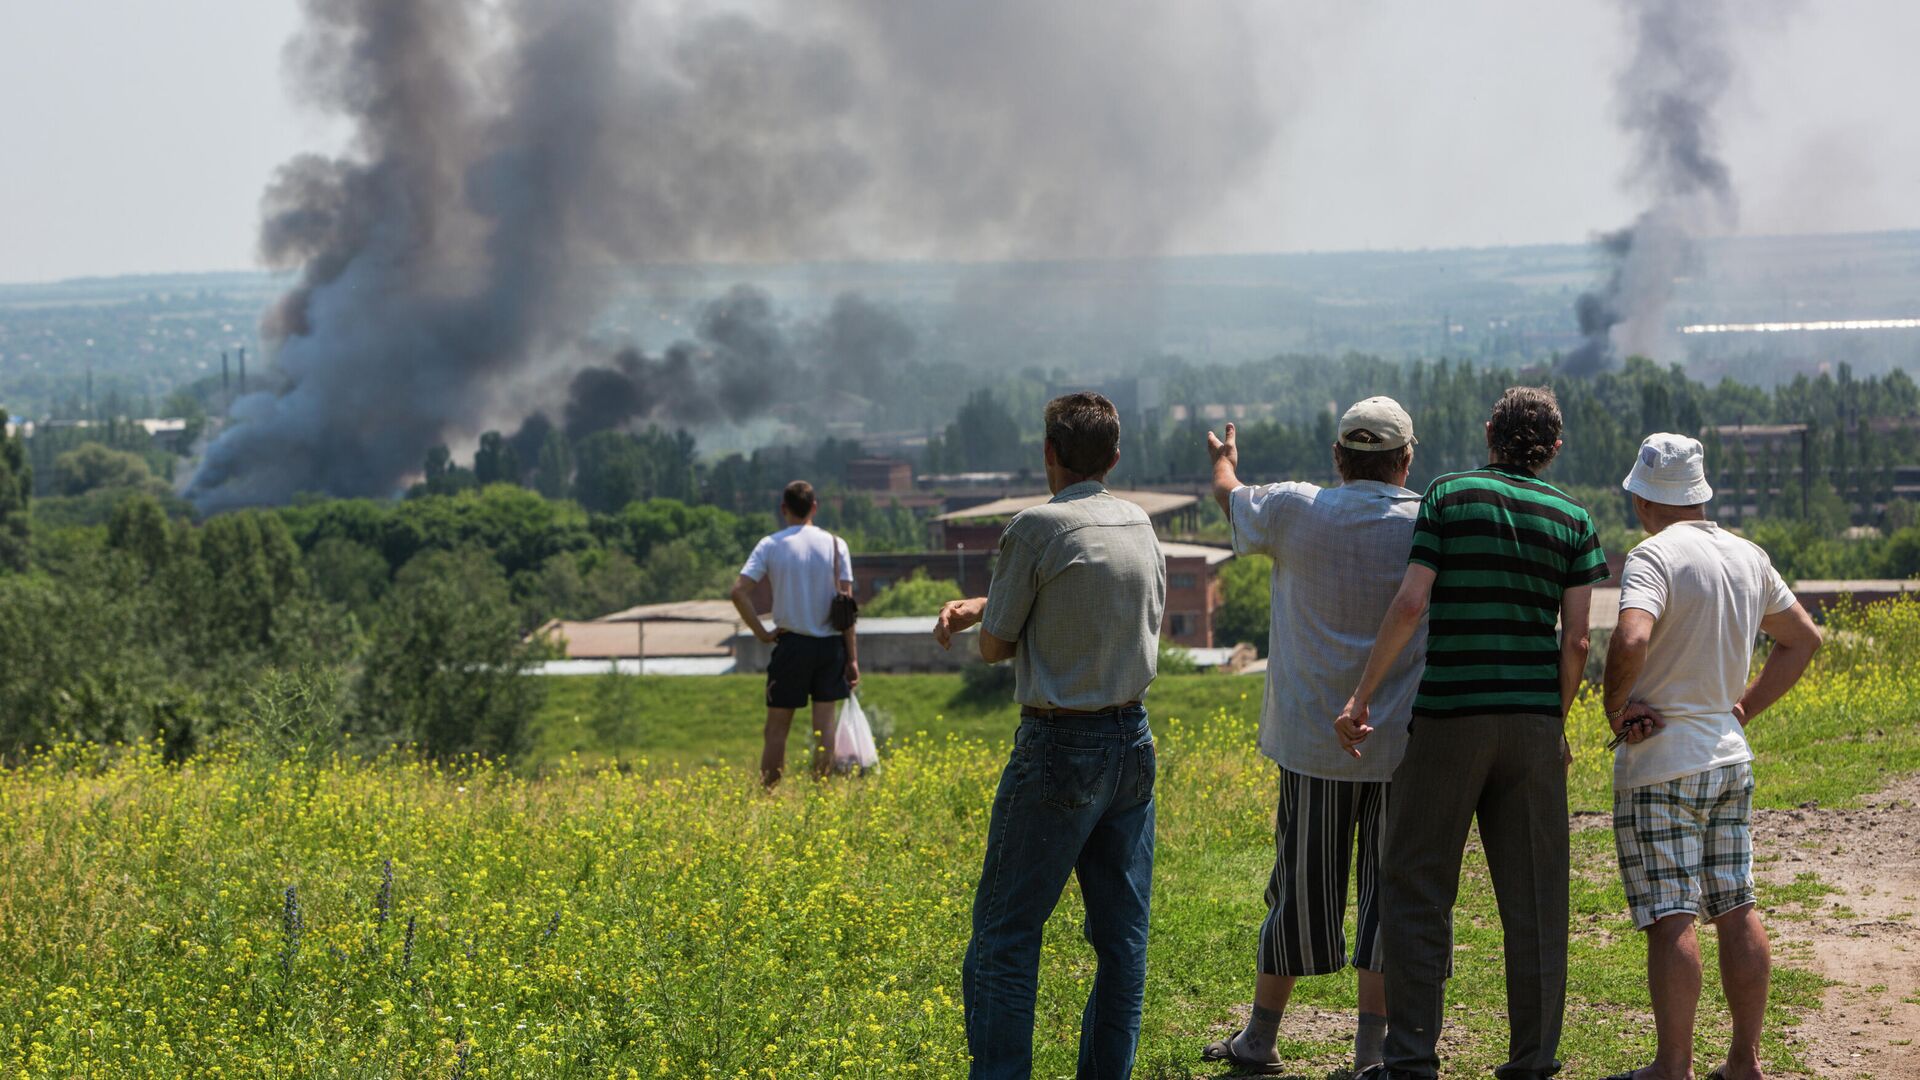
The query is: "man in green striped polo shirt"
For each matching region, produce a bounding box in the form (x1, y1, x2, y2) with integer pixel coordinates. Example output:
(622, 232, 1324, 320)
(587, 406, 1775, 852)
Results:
(1337, 386, 1608, 1080)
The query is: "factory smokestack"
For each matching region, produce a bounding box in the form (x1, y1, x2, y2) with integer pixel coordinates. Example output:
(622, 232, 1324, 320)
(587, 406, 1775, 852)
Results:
(1564, 0, 1753, 375)
(186, 0, 1279, 509)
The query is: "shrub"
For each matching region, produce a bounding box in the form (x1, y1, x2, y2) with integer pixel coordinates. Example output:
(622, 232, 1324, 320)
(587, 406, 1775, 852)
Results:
(864, 568, 963, 617)
(1212, 554, 1271, 655)
(355, 549, 551, 758)
(0, 558, 179, 756)
(956, 659, 1017, 704)
(1156, 637, 1199, 675)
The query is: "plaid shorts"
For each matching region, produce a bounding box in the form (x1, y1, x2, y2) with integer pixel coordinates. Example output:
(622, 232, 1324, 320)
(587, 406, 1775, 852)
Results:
(1613, 761, 1756, 929)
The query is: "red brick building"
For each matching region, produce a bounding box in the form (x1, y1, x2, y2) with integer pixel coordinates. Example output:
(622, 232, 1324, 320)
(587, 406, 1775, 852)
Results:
(924, 491, 1233, 648)
(845, 457, 914, 493)
(1159, 542, 1236, 647)
(846, 551, 994, 604)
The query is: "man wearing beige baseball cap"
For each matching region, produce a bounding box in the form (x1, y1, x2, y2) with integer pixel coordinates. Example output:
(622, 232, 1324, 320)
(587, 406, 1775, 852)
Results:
(1599, 433, 1822, 1080)
(1199, 396, 1424, 1074)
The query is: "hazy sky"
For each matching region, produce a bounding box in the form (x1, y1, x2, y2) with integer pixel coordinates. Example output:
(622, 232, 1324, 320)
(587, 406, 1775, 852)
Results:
(2, 0, 1916, 283)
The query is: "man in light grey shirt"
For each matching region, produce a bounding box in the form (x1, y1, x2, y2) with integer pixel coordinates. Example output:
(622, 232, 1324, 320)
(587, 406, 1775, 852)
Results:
(973, 480, 1164, 712)
(1200, 397, 1426, 1075)
(935, 391, 1166, 1080)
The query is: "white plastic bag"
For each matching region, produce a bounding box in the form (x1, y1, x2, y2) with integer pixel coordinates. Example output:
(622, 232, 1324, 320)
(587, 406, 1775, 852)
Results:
(834, 694, 880, 772)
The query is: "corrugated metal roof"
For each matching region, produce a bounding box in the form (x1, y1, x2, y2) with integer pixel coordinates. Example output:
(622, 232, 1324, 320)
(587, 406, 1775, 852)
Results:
(1790, 579, 1920, 593)
(1180, 647, 1241, 668)
(933, 489, 1197, 522)
(595, 599, 745, 624)
(538, 619, 737, 658)
(1159, 542, 1235, 565)
(528, 657, 737, 677)
(729, 616, 977, 637)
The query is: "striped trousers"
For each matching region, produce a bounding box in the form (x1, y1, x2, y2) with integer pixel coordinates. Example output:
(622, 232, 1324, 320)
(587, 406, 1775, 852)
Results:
(1258, 767, 1389, 977)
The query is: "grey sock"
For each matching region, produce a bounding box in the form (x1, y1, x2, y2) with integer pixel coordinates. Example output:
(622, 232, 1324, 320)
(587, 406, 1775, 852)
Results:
(1354, 1011, 1388, 1070)
(1236, 1002, 1284, 1062)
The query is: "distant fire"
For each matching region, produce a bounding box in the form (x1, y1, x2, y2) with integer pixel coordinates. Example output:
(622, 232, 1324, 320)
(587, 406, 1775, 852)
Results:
(1681, 318, 1920, 334)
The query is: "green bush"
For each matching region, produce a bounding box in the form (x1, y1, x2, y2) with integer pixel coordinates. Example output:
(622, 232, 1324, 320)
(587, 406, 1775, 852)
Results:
(1156, 637, 1199, 675)
(355, 548, 551, 758)
(1213, 553, 1271, 654)
(0, 559, 177, 755)
(956, 659, 1017, 704)
(864, 568, 963, 617)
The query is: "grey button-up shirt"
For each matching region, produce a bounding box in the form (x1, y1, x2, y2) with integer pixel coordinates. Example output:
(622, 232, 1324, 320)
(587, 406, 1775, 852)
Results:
(981, 481, 1167, 710)
(1231, 479, 1425, 782)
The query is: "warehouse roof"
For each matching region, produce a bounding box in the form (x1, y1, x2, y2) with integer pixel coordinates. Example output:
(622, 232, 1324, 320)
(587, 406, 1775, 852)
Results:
(537, 618, 739, 659)
(595, 599, 744, 624)
(1159, 542, 1235, 565)
(933, 490, 1197, 522)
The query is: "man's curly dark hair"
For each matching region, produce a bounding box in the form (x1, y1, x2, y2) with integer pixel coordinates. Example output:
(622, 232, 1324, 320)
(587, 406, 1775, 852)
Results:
(1488, 386, 1562, 471)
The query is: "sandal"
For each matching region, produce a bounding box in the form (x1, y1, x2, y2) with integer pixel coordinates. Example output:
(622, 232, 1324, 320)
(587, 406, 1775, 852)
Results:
(1597, 1071, 1729, 1080)
(1200, 1032, 1287, 1075)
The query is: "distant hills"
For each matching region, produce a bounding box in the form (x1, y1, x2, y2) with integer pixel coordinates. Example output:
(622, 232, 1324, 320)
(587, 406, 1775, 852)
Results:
(4, 230, 1918, 419)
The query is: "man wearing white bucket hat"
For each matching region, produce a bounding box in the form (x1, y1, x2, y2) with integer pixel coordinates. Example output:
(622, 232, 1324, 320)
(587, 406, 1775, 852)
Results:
(1598, 433, 1822, 1080)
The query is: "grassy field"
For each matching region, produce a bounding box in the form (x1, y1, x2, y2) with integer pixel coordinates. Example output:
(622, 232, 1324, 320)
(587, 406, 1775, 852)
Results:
(2, 604, 1916, 1077)
(526, 651, 1919, 814)
(525, 672, 1257, 776)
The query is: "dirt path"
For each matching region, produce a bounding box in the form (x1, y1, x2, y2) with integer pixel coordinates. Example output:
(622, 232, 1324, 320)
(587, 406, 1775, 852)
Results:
(1180, 779, 1919, 1080)
(1754, 772, 1920, 1080)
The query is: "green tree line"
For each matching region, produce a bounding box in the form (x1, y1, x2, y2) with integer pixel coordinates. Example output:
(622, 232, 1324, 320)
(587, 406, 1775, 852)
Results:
(0, 468, 803, 761)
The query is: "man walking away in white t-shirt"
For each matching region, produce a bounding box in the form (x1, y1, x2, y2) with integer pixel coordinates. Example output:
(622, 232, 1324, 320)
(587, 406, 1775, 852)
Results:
(730, 480, 860, 787)
(1599, 434, 1821, 1080)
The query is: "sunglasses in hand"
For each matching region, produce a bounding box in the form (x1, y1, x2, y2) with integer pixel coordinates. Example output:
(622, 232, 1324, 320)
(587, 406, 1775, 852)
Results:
(1606, 714, 1656, 751)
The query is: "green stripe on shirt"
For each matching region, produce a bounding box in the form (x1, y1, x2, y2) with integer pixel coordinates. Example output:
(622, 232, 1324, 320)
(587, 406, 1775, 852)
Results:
(1410, 464, 1609, 719)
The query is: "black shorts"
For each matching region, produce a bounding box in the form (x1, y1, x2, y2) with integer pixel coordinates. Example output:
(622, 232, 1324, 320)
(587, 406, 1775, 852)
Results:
(766, 633, 850, 709)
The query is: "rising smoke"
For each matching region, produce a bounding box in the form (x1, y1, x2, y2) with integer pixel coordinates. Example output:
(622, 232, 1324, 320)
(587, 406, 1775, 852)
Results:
(188, 0, 1278, 508)
(1564, 0, 1743, 375)
(512, 284, 920, 450)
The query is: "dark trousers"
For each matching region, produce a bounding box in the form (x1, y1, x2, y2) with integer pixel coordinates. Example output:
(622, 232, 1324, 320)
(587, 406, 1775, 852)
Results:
(963, 707, 1156, 1080)
(1381, 714, 1570, 1080)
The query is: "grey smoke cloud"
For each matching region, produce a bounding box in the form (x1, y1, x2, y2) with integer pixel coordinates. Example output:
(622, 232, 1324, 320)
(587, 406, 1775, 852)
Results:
(1565, 0, 1748, 375)
(543, 284, 917, 443)
(188, 0, 1278, 508)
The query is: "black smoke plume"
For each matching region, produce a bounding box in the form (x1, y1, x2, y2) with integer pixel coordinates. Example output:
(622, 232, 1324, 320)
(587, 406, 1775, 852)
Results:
(536, 285, 792, 441)
(1564, 0, 1743, 375)
(189, 0, 1278, 508)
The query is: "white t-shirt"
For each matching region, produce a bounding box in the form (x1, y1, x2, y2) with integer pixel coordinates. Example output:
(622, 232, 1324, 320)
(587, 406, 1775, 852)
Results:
(1614, 520, 1797, 790)
(740, 524, 853, 639)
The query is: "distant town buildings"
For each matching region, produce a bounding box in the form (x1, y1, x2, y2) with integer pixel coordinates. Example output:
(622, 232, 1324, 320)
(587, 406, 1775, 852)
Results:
(1709, 419, 1920, 522)
(844, 457, 913, 494)
(7, 416, 194, 454)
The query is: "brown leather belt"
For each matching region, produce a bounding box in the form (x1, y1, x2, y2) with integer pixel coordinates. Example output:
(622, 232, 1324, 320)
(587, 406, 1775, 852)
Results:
(1021, 701, 1142, 719)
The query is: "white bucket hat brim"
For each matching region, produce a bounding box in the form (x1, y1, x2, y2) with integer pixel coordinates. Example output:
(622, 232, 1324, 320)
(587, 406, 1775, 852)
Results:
(1623, 471, 1714, 506)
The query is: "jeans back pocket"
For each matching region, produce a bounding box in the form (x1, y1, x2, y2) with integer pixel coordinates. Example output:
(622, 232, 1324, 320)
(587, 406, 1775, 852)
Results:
(1136, 736, 1157, 802)
(1042, 739, 1113, 812)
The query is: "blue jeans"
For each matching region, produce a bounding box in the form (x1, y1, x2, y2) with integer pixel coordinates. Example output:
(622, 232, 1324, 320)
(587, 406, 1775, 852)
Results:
(963, 706, 1157, 1079)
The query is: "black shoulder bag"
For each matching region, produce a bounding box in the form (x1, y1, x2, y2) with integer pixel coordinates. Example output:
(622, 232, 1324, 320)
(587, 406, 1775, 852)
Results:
(828, 534, 859, 632)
